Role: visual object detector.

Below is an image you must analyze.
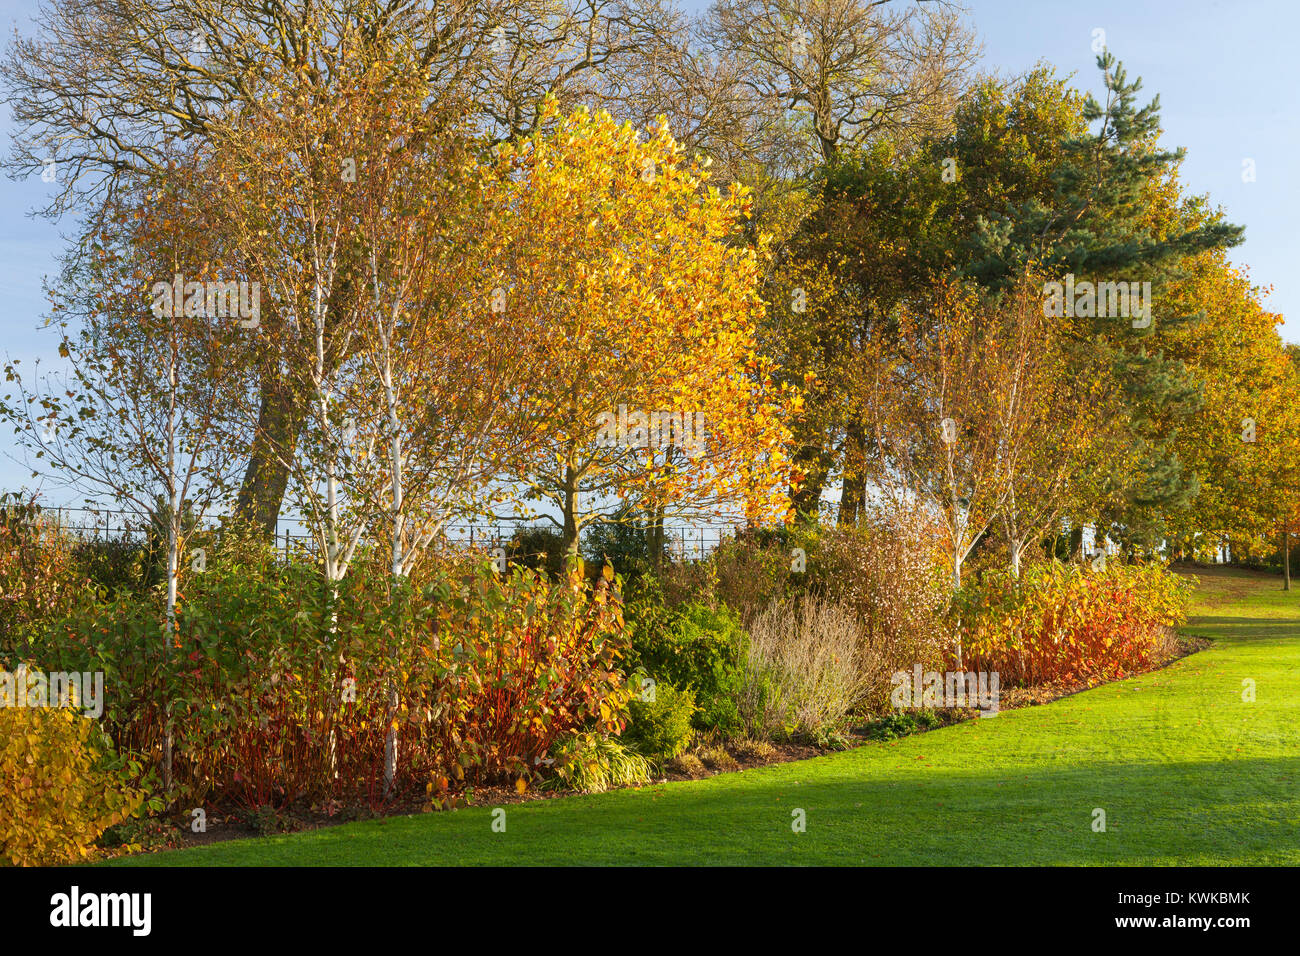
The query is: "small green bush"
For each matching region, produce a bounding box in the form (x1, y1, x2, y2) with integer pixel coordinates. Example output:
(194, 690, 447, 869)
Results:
(243, 805, 296, 835)
(625, 586, 746, 735)
(867, 713, 912, 741)
(73, 535, 147, 599)
(915, 709, 942, 730)
(626, 682, 695, 761)
(866, 709, 943, 741)
(99, 816, 180, 853)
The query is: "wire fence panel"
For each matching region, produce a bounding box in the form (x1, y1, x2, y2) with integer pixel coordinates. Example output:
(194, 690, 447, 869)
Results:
(12, 501, 740, 563)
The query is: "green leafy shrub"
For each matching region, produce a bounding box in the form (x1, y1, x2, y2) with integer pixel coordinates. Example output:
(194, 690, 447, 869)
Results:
(243, 805, 296, 835)
(98, 816, 180, 853)
(582, 506, 663, 577)
(73, 535, 147, 599)
(0, 703, 150, 865)
(625, 585, 746, 735)
(865, 710, 940, 741)
(915, 709, 942, 730)
(626, 682, 695, 760)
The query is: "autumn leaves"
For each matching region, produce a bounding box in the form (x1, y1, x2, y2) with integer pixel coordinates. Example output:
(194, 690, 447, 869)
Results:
(7, 34, 799, 591)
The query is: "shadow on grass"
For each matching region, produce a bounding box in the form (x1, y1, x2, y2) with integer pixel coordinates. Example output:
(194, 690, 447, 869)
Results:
(116, 753, 1300, 867)
(1184, 616, 1300, 640)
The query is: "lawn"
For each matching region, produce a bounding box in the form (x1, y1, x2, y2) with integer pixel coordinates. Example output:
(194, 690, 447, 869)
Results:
(112, 565, 1300, 866)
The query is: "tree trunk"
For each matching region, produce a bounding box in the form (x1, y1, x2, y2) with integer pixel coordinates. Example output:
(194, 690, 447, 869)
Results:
(790, 441, 831, 518)
(1069, 525, 1086, 563)
(837, 471, 864, 527)
(1285, 528, 1291, 591)
(384, 358, 403, 798)
(383, 678, 399, 799)
(837, 423, 866, 526)
(162, 361, 179, 800)
(560, 466, 580, 558)
(650, 504, 666, 569)
(952, 553, 964, 669)
(234, 377, 305, 536)
(163, 513, 177, 799)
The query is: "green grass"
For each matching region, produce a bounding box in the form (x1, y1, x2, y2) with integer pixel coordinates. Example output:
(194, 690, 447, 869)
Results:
(112, 565, 1300, 866)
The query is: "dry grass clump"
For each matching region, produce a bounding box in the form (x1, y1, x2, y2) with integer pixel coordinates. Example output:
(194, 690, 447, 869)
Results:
(739, 596, 872, 741)
(666, 753, 706, 777)
(698, 745, 739, 771)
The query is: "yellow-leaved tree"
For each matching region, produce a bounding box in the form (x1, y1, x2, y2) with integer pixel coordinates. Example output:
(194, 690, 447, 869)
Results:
(480, 101, 799, 555)
(1160, 252, 1299, 560)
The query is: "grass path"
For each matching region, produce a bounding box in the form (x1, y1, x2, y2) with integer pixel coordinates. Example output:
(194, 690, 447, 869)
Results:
(114, 566, 1300, 866)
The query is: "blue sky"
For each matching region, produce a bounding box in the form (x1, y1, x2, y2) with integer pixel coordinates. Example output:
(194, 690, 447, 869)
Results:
(967, 0, 1298, 337)
(0, 0, 1295, 503)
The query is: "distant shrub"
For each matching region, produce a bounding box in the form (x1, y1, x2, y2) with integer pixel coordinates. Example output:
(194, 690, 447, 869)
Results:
(663, 525, 797, 622)
(0, 495, 93, 645)
(0, 703, 149, 866)
(954, 561, 1191, 685)
(505, 525, 568, 576)
(626, 682, 695, 760)
(582, 507, 663, 576)
(73, 535, 146, 599)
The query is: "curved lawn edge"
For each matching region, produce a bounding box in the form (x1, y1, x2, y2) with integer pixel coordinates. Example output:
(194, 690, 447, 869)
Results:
(108, 570, 1300, 866)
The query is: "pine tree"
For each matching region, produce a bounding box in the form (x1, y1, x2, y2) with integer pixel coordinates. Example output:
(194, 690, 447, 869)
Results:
(962, 54, 1243, 548)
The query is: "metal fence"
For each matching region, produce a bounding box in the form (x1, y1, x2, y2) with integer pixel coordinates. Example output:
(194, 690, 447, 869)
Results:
(14, 502, 739, 563)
